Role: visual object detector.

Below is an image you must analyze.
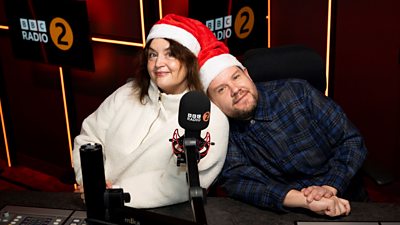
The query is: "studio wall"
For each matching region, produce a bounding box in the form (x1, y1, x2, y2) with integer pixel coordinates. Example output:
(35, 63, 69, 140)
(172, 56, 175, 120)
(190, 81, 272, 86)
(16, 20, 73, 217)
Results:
(333, 0, 399, 176)
(270, 0, 400, 178)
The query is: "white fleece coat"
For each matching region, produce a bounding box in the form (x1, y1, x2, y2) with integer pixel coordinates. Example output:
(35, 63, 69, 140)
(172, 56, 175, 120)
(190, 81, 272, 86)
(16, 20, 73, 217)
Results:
(73, 80, 229, 208)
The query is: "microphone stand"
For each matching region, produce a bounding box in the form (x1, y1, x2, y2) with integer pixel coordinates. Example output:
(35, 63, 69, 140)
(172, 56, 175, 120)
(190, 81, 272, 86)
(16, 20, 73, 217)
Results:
(182, 135, 208, 225)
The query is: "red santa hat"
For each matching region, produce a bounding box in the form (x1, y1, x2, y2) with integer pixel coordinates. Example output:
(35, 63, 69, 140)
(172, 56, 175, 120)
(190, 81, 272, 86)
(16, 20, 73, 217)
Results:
(146, 14, 203, 56)
(192, 22, 244, 91)
(197, 39, 244, 91)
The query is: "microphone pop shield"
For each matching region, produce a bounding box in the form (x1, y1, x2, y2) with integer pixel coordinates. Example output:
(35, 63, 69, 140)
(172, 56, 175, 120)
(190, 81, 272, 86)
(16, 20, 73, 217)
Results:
(178, 91, 211, 132)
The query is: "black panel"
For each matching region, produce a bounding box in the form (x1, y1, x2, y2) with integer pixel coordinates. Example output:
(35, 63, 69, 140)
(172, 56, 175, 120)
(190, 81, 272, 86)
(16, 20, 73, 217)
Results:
(189, 0, 268, 56)
(4, 0, 94, 71)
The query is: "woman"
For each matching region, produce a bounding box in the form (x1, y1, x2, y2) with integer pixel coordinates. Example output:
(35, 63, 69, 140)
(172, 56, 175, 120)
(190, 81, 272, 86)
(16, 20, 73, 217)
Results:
(72, 14, 229, 208)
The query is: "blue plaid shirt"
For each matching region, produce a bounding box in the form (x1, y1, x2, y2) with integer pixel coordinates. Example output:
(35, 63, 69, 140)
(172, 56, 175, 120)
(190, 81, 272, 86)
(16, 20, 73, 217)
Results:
(219, 79, 367, 211)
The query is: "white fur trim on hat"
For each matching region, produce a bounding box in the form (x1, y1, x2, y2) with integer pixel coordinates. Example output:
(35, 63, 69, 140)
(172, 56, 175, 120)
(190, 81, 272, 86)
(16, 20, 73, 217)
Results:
(200, 54, 244, 91)
(146, 24, 201, 56)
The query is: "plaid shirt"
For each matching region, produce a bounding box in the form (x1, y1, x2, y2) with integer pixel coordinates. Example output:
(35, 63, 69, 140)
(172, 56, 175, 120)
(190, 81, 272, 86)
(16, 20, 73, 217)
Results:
(219, 79, 367, 211)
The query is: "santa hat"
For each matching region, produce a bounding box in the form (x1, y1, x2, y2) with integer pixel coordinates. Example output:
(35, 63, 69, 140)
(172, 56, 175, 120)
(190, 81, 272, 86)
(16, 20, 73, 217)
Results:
(146, 14, 203, 56)
(147, 14, 244, 91)
(198, 41, 244, 91)
(195, 25, 244, 91)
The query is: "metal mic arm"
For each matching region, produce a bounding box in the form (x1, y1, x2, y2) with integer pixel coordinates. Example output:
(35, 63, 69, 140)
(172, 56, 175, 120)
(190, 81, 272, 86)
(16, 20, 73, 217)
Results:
(183, 137, 208, 225)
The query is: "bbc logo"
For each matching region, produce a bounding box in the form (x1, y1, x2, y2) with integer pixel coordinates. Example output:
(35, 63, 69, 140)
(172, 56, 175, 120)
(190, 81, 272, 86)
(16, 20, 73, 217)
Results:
(20, 18, 47, 32)
(19, 18, 49, 43)
(187, 113, 201, 122)
(205, 15, 232, 32)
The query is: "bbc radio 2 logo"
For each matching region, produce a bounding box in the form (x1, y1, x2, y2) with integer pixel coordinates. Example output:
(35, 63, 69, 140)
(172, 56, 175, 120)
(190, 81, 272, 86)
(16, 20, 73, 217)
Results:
(19, 17, 74, 51)
(206, 16, 232, 41)
(205, 6, 255, 41)
(187, 112, 210, 123)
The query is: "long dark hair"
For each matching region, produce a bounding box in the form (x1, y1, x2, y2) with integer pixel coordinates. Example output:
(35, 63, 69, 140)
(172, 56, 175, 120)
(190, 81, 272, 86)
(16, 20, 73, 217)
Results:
(133, 38, 203, 103)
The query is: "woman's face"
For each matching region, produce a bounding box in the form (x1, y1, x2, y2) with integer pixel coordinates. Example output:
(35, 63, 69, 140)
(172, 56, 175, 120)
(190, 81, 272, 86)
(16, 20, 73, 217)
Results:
(147, 38, 188, 94)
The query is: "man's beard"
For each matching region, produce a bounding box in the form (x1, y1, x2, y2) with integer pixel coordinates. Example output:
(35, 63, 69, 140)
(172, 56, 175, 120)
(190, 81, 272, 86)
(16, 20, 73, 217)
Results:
(230, 100, 257, 120)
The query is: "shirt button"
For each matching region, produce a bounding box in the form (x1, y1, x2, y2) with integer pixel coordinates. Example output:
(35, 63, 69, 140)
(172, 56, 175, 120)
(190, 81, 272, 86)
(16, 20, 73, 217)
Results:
(250, 120, 255, 125)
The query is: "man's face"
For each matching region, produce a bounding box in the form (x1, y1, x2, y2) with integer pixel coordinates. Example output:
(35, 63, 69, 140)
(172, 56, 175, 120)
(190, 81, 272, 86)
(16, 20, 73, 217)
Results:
(207, 66, 258, 120)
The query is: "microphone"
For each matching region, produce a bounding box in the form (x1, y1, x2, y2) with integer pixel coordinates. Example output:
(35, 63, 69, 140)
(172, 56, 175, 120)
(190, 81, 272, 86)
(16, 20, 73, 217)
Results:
(171, 91, 213, 166)
(178, 90, 210, 139)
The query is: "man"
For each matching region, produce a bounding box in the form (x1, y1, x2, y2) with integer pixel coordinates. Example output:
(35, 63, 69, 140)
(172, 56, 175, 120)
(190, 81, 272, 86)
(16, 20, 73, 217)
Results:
(194, 22, 368, 217)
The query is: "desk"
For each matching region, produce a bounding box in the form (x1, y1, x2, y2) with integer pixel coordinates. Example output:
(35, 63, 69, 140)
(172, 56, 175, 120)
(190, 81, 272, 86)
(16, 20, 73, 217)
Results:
(1, 191, 400, 225)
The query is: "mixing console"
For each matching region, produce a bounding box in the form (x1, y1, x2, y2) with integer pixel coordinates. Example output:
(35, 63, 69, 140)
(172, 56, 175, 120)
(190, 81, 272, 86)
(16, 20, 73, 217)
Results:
(0, 205, 87, 225)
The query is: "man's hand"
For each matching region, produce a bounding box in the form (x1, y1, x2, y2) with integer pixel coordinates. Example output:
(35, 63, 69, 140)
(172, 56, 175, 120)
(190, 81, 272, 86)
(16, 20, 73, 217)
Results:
(76, 185, 86, 203)
(307, 195, 351, 217)
(301, 185, 338, 203)
(284, 189, 350, 217)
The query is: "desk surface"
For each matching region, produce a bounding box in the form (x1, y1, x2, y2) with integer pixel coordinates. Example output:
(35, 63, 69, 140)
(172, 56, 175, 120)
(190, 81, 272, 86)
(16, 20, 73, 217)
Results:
(1, 191, 400, 225)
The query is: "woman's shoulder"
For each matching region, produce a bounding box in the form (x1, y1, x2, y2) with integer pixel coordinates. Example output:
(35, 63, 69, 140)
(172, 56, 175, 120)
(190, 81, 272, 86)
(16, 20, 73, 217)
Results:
(114, 80, 135, 94)
(210, 101, 229, 126)
(108, 80, 137, 99)
(99, 80, 140, 108)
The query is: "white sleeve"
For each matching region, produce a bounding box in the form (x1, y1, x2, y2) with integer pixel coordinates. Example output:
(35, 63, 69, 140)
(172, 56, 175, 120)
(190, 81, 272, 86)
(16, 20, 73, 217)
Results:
(72, 83, 132, 185)
(197, 102, 229, 187)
